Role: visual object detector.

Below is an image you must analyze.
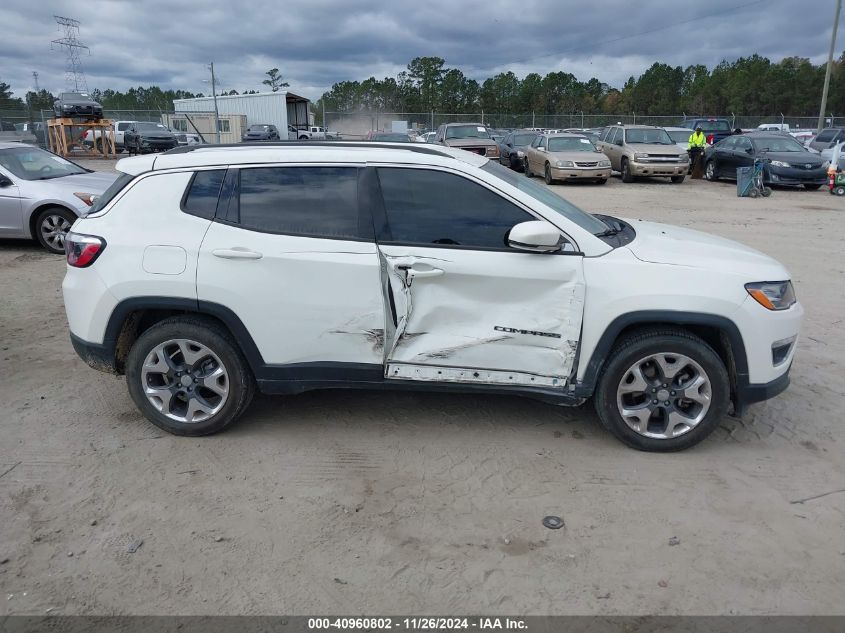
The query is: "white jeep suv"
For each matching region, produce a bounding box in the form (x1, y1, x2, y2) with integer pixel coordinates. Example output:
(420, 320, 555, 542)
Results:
(62, 142, 803, 451)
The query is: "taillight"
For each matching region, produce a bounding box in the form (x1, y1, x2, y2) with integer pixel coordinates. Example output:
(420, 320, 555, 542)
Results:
(706, 134, 715, 144)
(66, 233, 106, 267)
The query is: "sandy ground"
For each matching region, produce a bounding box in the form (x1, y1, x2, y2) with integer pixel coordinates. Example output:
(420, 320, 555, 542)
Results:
(1, 163, 844, 616)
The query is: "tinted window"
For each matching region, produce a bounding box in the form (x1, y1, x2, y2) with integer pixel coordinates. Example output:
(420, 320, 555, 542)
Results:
(735, 137, 753, 152)
(238, 167, 359, 238)
(377, 168, 534, 249)
(815, 129, 837, 142)
(183, 170, 226, 219)
(717, 137, 737, 150)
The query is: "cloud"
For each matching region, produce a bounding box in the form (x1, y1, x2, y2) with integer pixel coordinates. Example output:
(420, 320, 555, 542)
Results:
(0, 0, 838, 102)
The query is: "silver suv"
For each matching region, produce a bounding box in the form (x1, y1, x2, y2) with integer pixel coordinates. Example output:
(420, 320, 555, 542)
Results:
(597, 125, 688, 183)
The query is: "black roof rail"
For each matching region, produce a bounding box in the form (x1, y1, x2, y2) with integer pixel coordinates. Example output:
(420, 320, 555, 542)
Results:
(162, 140, 458, 158)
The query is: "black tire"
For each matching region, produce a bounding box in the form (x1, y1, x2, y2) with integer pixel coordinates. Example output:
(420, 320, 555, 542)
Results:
(544, 163, 555, 185)
(834, 186, 845, 196)
(298, 135, 309, 140)
(593, 328, 730, 452)
(621, 158, 635, 183)
(125, 317, 255, 436)
(34, 206, 77, 254)
(704, 160, 719, 181)
(804, 183, 822, 191)
(524, 157, 532, 178)
(671, 175, 685, 184)
(596, 178, 608, 185)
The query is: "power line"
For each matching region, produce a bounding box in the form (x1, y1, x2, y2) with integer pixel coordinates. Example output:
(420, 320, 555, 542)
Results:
(502, 0, 769, 68)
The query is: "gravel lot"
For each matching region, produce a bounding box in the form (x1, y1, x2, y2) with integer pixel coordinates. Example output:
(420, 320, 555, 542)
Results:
(1, 161, 844, 616)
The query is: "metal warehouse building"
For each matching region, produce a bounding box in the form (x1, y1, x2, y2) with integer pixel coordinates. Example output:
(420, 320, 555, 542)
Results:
(172, 91, 311, 138)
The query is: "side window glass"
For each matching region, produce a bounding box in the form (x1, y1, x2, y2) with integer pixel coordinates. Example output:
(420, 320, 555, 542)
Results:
(237, 167, 360, 239)
(377, 168, 534, 250)
(719, 137, 736, 150)
(182, 169, 226, 220)
(606, 128, 618, 144)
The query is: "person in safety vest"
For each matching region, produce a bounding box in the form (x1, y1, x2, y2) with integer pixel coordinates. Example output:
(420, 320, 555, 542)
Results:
(688, 126, 707, 177)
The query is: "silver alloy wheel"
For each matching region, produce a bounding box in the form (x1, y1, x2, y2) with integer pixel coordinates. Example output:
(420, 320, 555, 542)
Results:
(40, 214, 73, 251)
(615, 352, 712, 440)
(140, 338, 230, 423)
(705, 161, 715, 180)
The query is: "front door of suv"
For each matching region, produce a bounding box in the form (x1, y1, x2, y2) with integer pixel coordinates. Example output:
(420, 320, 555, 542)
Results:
(370, 166, 585, 388)
(196, 165, 386, 373)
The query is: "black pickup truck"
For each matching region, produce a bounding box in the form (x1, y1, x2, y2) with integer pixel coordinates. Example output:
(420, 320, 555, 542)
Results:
(678, 118, 733, 145)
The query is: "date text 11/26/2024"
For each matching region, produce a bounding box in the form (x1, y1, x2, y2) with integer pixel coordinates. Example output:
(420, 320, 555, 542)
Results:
(308, 617, 528, 630)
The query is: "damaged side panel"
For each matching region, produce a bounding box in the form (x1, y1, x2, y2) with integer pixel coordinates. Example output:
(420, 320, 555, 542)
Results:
(377, 245, 586, 388)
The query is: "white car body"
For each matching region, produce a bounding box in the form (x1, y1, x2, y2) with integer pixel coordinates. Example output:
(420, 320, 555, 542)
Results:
(61, 143, 802, 449)
(83, 120, 137, 151)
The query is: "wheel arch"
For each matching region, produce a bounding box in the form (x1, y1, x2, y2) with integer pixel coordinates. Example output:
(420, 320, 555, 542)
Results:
(574, 311, 747, 400)
(28, 203, 79, 240)
(97, 297, 264, 376)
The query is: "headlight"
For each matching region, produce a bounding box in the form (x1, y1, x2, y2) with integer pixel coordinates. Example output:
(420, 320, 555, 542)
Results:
(598, 160, 611, 167)
(556, 160, 574, 168)
(745, 281, 796, 311)
(769, 160, 790, 168)
(516, 150, 525, 158)
(73, 192, 98, 207)
(633, 152, 649, 160)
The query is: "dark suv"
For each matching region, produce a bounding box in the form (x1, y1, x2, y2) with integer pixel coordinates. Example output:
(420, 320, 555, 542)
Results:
(242, 124, 280, 142)
(53, 92, 104, 120)
(678, 118, 733, 145)
(124, 122, 178, 154)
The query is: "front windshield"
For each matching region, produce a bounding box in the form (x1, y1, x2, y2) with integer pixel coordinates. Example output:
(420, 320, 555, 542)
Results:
(753, 137, 805, 152)
(481, 161, 608, 234)
(548, 136, 596, 152)
(445, 125, 491, 140)
(136, 122, 168, 131)
(63, 92, 89, 99)
(667, 130, 693, 143)
(0, 146, 87, 181)
(626, 128, 674, 145)
(512, 133, 537, 146)
(249, 125, 269, 131)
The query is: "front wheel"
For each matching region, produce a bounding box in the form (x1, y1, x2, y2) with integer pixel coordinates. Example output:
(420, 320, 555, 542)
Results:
(596, 178, 608, 185)
(125, 317, 255, 436)
(34, 207, 76, 254)
(594, 329, 730, 452)
(671, 175, 685, 184)
(298, 135, 309, 140)
(704, 160, 718, 181)
(544, 163, 555, 185)
(833, 185, 845, 196)
(524, 157, 532, 178)
(621, 158, 635, 183)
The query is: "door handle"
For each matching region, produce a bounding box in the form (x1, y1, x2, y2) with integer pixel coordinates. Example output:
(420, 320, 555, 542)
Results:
(212, 248, 263, 260)
(407, 267, 443, 279)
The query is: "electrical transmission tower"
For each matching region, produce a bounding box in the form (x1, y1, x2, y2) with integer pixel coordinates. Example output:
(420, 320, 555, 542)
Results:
(51, 15, 89, 92)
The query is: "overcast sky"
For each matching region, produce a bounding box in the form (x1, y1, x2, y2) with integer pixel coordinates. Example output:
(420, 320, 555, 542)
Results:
(0, 0, 840, 102)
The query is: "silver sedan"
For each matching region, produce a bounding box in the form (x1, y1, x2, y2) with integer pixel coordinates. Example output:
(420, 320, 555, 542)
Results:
(0, 142, 117, 253)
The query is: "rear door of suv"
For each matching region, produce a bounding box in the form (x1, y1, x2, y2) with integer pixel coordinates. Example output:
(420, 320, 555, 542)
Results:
(196, 164, 387, 372)
(368, 165, 585, 388)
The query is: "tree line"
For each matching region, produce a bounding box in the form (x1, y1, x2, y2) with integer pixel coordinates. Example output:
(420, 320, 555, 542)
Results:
(317, 55, 845, 117)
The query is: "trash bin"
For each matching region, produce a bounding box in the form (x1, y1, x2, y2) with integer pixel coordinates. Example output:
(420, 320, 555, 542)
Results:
(736, 166, 753, 197)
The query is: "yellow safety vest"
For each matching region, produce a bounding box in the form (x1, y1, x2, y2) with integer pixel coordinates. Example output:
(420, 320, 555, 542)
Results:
(688, 131, 707, 149)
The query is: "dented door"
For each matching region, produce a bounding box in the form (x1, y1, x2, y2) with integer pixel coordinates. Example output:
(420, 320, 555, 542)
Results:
(378, 246, 585, 387)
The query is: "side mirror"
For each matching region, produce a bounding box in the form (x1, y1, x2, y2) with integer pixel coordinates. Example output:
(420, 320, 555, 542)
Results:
(615, 138, 624, 146)
(745, 147, 754, 154)
(508, 220, 562, 253)
(0, 174, 12, 187)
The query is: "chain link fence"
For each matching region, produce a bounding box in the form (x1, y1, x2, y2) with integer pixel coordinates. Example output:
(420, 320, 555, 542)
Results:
(324, 111, 842, 138)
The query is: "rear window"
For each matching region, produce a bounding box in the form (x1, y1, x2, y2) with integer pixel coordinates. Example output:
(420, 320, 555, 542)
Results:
(182, 170, 226, 219)
(815, 129, 838, 142)
(87, 172, 134, 215)
(237, 166, 360, 239)
(699, 120, 731, 131)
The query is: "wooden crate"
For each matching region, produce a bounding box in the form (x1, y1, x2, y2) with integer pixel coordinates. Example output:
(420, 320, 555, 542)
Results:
(47, 118, 116, 158)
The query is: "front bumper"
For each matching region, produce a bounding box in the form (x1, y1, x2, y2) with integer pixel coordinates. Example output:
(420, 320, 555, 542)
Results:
(766, 166, 826, 186)
(631, 161, 688, 176)
(140, 140, 178, 151)
(551, 166, 612, 180)
(733, 365, 791, 416)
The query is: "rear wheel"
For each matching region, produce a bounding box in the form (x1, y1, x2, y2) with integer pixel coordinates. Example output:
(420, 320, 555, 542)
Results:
(125, 317, 255, 436)
(594, 328, 729, 452)
(621, 158, 635, 183)
(34, 206, 76, 254)
(833, 185, 845, 196)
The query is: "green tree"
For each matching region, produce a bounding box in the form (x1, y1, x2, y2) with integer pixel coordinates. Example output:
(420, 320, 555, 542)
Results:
(262, 68, 289, 92)
(407, 56, 445, 111)
(0, 80, 24, 109)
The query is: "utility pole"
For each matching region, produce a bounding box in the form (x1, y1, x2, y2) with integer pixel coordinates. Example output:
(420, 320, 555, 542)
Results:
(32, 71, 40, 91)
(818, 0, 842, 132)
(209, 62, 221, 144)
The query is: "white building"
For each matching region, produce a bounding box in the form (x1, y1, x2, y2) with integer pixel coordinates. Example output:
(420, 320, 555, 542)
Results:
(172, 91, 311, 139)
